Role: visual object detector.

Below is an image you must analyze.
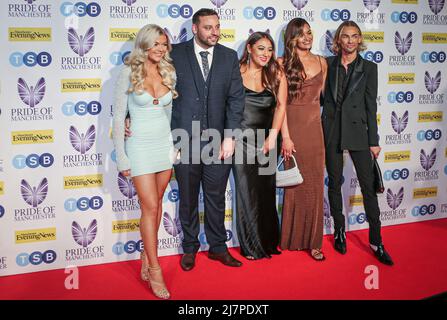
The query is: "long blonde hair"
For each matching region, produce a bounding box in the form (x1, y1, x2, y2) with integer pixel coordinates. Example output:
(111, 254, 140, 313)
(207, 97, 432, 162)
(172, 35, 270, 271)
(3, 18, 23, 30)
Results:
(125, 24, 178, 98)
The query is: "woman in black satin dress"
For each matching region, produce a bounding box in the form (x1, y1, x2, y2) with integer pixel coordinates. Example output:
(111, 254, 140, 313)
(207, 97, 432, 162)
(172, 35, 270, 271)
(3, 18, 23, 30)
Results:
(233, 32, 288, 260)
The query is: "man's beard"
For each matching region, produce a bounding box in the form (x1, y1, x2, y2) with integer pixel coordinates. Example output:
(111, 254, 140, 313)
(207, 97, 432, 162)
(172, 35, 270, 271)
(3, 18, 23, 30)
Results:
(198, 35, 219, 47)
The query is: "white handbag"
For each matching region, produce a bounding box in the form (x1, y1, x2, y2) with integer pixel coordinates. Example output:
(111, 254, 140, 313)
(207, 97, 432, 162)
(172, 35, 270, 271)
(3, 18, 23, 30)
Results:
(276, 155, 303, 187)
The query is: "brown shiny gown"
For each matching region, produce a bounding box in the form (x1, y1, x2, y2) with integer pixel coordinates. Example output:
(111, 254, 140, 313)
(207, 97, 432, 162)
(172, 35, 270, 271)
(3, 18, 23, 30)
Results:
(280, 69, 325, 250)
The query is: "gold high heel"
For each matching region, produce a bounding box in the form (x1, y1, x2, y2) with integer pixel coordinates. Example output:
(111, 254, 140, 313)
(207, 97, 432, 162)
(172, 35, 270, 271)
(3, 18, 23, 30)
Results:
(147, 265, 170, 300)
(140, 250, 149, 281)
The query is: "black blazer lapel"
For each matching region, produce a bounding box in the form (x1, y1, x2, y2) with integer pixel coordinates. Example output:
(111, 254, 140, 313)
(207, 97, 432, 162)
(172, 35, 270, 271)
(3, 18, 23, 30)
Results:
(345, 56, 365, 98)
(328, 57, 338, 102)
(186, 39, 205, 97)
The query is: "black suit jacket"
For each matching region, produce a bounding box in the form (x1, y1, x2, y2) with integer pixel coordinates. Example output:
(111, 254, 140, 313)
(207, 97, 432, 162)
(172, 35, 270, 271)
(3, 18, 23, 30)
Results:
(170, 39, 245, 140)
(321, 54, 379, 150)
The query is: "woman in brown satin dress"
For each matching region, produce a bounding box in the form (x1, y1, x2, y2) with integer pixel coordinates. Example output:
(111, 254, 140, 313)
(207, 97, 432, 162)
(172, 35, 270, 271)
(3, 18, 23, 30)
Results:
(279, 18, 327, 261)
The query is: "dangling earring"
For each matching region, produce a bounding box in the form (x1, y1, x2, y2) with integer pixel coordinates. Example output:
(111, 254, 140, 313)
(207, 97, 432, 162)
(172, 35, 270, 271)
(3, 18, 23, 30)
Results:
(247, 52, 250, 66)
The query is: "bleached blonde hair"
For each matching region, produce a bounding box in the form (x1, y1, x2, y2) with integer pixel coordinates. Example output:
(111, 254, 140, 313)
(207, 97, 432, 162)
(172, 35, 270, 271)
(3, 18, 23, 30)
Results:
(125, 24, 178, 98)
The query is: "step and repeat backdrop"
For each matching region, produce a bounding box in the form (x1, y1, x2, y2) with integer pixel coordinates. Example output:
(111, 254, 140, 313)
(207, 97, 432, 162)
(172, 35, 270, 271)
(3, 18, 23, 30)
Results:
(0, 0, 446, 276)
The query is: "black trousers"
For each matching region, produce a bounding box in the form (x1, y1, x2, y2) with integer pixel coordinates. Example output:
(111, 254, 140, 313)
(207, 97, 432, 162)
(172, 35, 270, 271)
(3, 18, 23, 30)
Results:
(325, 128, 383, 246)
(174, 140, 231, 254)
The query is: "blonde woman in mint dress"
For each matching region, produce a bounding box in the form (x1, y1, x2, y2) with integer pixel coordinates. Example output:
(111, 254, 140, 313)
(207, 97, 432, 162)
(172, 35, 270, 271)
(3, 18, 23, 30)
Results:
(112, 24, 177, 299)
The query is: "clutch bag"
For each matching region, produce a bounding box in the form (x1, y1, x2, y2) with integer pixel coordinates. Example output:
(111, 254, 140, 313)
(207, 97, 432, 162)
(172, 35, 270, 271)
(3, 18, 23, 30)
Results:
(276, 155, 303, 187)
(373, 158, 384, 194)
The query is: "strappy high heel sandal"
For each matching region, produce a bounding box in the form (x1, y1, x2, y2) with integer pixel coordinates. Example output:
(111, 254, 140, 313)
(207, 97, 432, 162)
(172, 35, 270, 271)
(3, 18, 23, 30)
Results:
(147, 265, 170, 300)
(310, 249, 326, 261)
(140, 250, 149, 281)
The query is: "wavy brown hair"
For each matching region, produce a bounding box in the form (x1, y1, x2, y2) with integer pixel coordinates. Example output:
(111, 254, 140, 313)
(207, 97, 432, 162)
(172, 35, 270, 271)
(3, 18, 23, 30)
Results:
(239, 31, 281, 99)
(282, 18, 310, 103)
(332, 20, 367, 55)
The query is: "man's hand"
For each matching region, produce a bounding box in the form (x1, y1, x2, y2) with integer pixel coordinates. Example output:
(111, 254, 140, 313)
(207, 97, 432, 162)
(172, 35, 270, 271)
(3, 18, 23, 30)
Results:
(219, 137, 235, 159)
(370, 146, 381, 159)
(124, 118, 131, 138)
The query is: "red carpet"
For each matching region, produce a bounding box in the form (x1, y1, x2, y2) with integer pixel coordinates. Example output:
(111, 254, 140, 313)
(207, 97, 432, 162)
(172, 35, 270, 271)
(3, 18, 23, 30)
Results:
(1, 218, 447, 300)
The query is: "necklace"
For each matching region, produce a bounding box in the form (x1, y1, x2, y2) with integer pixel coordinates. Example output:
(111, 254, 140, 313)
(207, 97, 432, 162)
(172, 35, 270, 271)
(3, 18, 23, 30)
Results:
(249, 69, 262, 79)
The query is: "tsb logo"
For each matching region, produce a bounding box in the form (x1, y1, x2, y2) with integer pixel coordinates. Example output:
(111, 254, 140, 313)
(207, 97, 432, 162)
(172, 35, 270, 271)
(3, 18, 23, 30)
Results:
(200, 229, 233, 244)
(64, 196, 103, 212)
(411, 204, 436, 217)
(387, 91, 414, 103)
(109, 51, 131, 66)
(156, 4, 193, 18)
(13, 153, 54, 169)
(421, 51, 446, 63)
(243, 6, 276, 20)
(363, 51, 384, 63)
(348, 213, 367, 225)
(164, 189, 179, 203)
(417, 129, 442, 141)
(391, 11, 417, 23)
(10, 51, 52, 67)
(62, 101, 101, 116)
(112, 240, 143, 255)
(383, 168, 410, 181)
(321, 9, 351, 21)
(60, 2, 101, 17)
(16, 250, 57, 266)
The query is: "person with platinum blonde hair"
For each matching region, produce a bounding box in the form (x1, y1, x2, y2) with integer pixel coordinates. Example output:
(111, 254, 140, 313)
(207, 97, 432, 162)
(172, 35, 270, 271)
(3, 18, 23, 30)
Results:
(112, 24, 177, 299)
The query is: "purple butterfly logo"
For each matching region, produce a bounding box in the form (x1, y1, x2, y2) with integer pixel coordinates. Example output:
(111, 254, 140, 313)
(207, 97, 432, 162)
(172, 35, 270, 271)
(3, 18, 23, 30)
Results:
(363, 0, 381, 12)
(291, 0, 308, 10)
(163, 212, 182, 237)
(24, 0, 36, 4)
(68, 27, 95, 57)
(72, 219, 97, 247)
(69, 125, 95, 154)
(21, 178, 48, 208)
(394, 31, 412, 55)
(420, 149, 436, 171)
(210, 0, 228, 8)
(164, 28, 188, 44)
(249, 28, 270, 36)
(325, 30, 335, 55)
(122, 0, 137, 5)
(391, 110, 409, 134)
(386, 187, 404, 210)
(17, 78, 45, 108)
(323, 197, 331, 218)
(118, 172, 137, 199)
(424, 71, 441, 94)
(429, 0, 445, 14)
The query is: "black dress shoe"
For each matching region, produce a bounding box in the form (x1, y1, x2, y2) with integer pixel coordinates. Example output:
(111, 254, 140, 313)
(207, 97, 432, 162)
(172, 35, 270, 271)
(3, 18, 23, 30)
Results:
(372, 244, 394, 266)
(334, 230, 347, 254)
(208, 250, 242, 267)
(180, 253, 196, 271)
(269, 248, 282, 255)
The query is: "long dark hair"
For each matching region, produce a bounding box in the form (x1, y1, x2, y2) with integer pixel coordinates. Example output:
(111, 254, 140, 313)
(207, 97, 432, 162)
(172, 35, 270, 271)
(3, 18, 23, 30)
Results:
(283, 18, 309, 103)
(239, 31, 281, 99)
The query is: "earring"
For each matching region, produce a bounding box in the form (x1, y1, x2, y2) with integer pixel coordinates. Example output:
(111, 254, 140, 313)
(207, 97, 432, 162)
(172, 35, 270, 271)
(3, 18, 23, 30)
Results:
(247, 52, 250, 66)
